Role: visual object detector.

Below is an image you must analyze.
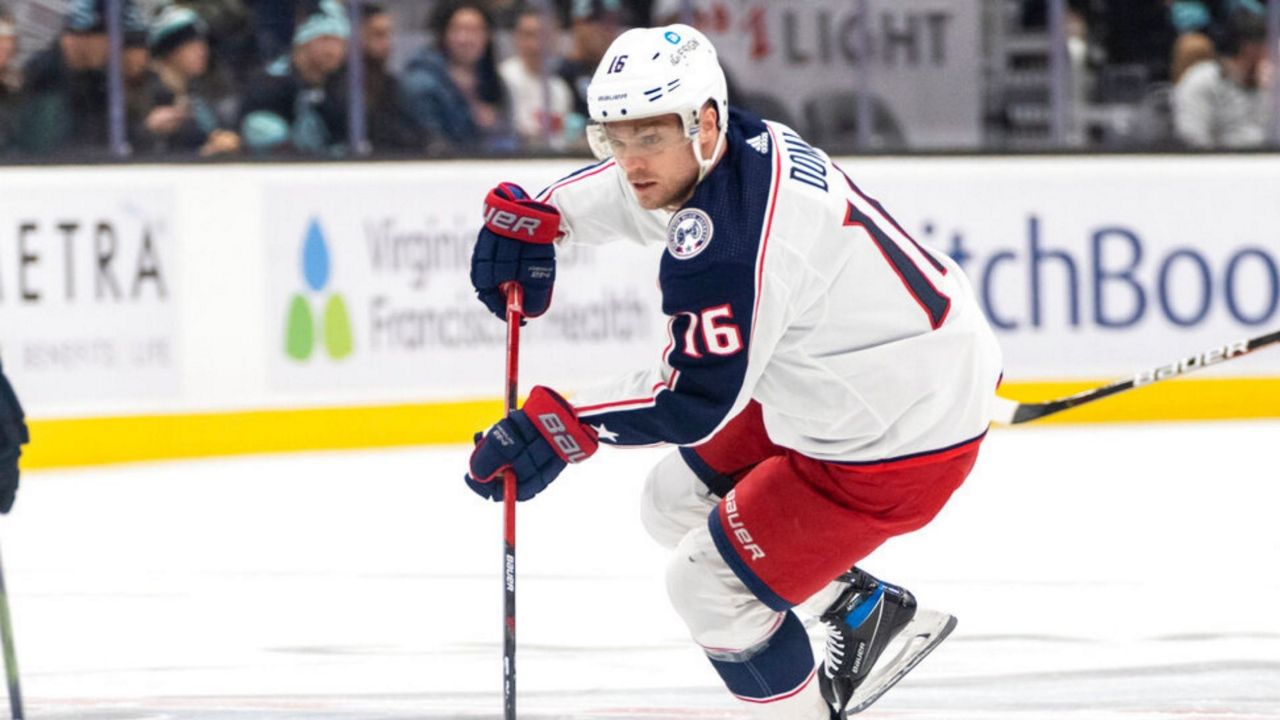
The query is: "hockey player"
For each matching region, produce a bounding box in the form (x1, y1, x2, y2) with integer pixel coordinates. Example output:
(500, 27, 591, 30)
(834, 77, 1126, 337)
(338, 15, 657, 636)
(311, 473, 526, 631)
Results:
(0, 358, 28, 514)
(464, 24, 1002, 718)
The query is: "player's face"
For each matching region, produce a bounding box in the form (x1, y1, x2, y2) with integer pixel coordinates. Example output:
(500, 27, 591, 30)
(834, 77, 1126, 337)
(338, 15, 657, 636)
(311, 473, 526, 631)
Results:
(605, 115, 699, 210)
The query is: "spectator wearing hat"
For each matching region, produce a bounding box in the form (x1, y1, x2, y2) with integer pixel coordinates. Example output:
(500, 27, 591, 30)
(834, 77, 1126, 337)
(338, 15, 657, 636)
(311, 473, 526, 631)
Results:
(359, 2, 423, 153)
(1, 4, 20, 152)
(1173, 9, 1272, 148)
(555, 0, 623, 118)
(400, 0, 513, 155)
(140, 4, 241, 156)
(238, 0, 349, 156)
(169, 0, 255, 86)
(14, 0, 146, 155)
(499, 6, 579, 152)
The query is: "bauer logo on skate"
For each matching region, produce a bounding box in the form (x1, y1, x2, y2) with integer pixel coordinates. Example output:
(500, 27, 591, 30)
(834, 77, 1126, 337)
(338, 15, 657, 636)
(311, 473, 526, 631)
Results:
(724, 490, 766, 561)
(667, 209, 713, 260)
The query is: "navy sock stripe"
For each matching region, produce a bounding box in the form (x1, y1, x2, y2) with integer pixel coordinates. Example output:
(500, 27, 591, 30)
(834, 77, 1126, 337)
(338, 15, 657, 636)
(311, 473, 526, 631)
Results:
(707, 611, 815, 701)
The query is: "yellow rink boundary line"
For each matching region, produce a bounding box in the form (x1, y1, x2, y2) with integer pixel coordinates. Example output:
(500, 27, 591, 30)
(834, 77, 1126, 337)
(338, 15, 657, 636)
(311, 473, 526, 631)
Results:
(23, 399, 507, 470)
(19, 377, 1280, 470)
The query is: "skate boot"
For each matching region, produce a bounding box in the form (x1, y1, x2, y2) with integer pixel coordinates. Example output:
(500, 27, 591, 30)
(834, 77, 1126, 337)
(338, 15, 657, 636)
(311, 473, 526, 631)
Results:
(819, 567, 955, 717)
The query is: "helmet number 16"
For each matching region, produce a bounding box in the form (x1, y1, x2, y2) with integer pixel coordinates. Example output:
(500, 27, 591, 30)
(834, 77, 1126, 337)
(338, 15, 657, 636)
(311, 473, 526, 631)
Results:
(607, 55, 628, 74)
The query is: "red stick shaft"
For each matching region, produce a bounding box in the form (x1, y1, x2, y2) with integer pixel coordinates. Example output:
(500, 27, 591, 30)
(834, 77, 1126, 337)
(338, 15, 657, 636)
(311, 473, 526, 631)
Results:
(500, 282, 523, 720)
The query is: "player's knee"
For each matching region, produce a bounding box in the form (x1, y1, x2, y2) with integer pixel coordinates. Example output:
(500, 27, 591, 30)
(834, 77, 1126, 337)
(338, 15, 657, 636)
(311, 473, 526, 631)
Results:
(665, 528, 778, 651)
(640, 451, 715, 549)
(665, 530, 725, 641)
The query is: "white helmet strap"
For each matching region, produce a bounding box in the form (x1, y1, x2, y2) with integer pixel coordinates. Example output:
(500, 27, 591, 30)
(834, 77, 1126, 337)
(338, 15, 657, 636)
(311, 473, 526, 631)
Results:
(689, 101, 727, 184)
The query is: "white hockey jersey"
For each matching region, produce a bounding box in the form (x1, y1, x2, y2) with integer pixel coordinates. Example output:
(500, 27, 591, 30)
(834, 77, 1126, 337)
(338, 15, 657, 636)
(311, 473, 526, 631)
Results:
(537, 110, 1003, 463)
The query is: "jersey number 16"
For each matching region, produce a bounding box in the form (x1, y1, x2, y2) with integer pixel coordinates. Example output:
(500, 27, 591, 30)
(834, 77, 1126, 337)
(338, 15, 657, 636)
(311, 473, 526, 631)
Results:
(680, 305, 743, 359)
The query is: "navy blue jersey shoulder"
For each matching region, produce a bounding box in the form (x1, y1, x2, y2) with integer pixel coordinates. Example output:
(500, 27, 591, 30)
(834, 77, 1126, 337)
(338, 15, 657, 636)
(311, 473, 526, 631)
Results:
(659, 108, 774, 297)
(580, 109, 778, 447)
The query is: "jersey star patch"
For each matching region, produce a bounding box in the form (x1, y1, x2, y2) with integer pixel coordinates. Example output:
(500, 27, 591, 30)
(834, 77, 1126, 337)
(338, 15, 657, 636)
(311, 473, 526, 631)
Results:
(591, 423, 620, 442)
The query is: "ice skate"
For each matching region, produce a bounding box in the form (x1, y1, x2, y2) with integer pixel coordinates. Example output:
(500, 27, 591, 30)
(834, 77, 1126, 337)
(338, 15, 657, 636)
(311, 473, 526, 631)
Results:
(819, 568, 956, 717)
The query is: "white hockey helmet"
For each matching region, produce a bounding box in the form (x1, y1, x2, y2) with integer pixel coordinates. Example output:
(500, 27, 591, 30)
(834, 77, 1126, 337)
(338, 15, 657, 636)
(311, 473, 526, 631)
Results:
(585, 24, 729, 181)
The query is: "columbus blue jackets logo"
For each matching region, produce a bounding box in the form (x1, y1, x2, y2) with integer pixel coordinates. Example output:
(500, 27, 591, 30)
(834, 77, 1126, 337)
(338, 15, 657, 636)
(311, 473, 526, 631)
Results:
(667, 208, 714, 260)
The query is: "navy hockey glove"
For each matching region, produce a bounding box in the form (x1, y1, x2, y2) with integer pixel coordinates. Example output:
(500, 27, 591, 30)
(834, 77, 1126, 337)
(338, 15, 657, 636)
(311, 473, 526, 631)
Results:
(470, 182, 560, 321)
(465, 386, 598, 502)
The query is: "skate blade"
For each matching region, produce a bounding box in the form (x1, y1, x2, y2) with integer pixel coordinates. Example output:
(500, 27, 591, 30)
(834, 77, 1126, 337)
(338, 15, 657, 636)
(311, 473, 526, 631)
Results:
(843, 608, 957, 715)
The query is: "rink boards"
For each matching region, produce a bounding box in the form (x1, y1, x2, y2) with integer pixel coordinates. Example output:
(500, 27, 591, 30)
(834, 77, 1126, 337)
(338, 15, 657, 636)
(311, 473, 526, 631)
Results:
(1, 155, 1278, 467)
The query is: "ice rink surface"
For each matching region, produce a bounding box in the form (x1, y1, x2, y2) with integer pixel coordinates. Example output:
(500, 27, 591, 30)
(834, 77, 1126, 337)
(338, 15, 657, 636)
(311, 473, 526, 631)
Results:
(4, 420, 1279, 719)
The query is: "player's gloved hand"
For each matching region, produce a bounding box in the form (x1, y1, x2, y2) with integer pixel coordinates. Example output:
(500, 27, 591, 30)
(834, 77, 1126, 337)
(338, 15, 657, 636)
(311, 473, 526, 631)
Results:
(470, 182, 560, 321)
(465, 386, 599, 502)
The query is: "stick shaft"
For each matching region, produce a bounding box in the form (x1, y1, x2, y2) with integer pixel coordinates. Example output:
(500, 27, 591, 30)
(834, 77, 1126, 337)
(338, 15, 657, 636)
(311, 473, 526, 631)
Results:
(501, 283, 524, 720)
(0, 538, 23, 719)
(997, 328, 1280, 424)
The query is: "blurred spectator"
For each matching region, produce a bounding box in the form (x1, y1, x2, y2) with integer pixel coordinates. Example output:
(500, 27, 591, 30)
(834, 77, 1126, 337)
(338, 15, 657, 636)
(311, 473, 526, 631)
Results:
(499, 6, 578, 151)
(0, 3, 19, 152)
(238, 0, 349, 156)
(1170, 0, 1218, 34)
(556, 0, 622, 117)
(246, 0, 295, 63)
(1173, 9, 1271, 148)
(124, 14, 155, 145)
(1170, 31, 1216, 83)
(171, 0, 256, 85)
(139, 4, 241, 156)
(13, 0, 148, 155)
(360, 2, 423, 153)
(485, 0, 524, 29)
(401, 0, 513, 154)
(1169, 0, 1265, 34)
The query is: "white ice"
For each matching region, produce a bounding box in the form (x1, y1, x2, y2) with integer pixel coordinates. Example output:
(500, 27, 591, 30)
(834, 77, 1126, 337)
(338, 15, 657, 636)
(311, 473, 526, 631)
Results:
(3, 420, 1279, 719)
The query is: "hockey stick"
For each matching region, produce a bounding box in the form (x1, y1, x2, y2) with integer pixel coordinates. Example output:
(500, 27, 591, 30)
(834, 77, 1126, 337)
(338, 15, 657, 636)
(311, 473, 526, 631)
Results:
(0, 536, 22, 719)
(500, 282, 524, 720)
(992, 328, 1280, 425)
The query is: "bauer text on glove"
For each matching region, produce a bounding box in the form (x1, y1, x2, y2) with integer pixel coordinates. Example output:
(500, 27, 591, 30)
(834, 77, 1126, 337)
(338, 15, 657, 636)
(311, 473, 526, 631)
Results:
(464, 386, 598, 502)
(470, 182, 560, 320)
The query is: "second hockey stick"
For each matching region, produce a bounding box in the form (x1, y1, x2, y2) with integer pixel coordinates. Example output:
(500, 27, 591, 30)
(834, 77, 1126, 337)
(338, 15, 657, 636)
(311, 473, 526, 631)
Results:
(992, 328, 1280, 425)
(500, 283, 524, 720)
(0, 535, 22, 720)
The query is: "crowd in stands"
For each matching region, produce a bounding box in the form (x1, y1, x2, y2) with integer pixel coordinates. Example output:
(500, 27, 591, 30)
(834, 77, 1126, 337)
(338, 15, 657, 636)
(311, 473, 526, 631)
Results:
(0, 0, 651, 159)
(0, 0, 1276, 159)
(1020, 0, 1274, 149)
